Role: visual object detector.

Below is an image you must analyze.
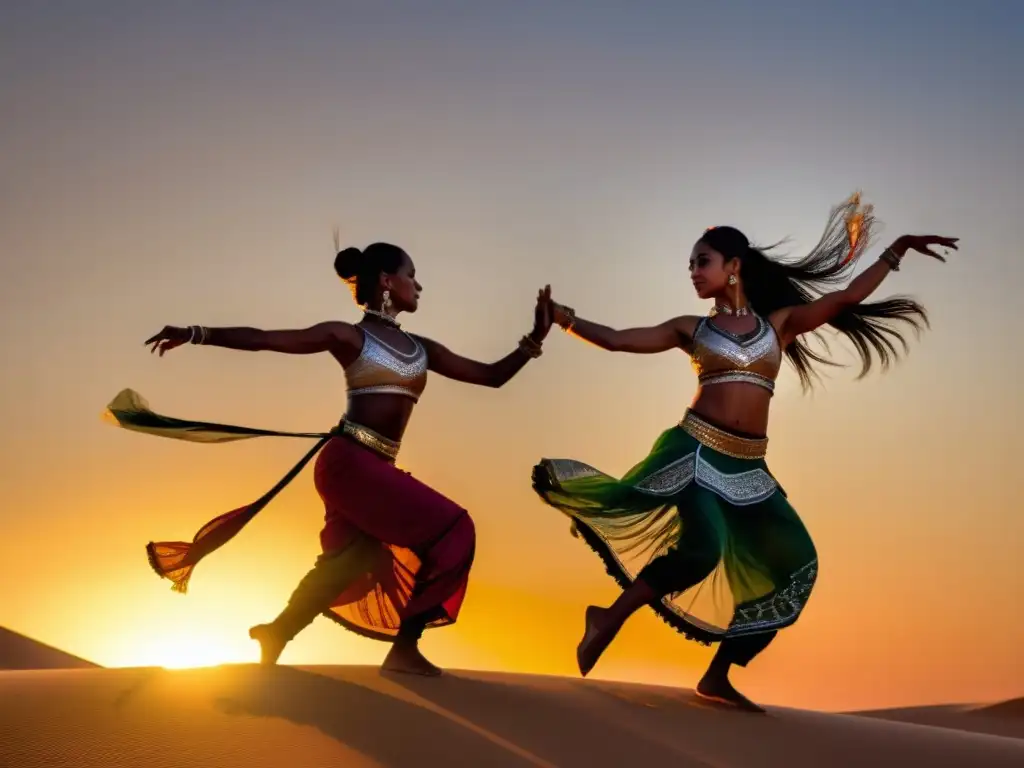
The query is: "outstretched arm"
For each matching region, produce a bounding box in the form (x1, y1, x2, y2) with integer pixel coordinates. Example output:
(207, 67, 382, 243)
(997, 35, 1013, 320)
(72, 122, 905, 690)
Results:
(774, 234, 957, 344)
(145, 321, 357, 356)
(413, 284, 553, 388)
(551, 303, 693, 353)
(416, 333, 544, 388)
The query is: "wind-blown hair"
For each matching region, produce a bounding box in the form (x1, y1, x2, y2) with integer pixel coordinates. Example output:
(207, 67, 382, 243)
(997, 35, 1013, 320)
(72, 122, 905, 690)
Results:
(700, 194, 928, 390)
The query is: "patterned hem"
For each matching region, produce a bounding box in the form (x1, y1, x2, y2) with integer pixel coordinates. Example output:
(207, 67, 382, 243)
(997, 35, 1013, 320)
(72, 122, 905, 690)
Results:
(570, 517, 813, 641)
(318, 608, 454, 644)
(727, 558, 817, 636)
(568, 518, 719, 646)
(543, 450, 778, 508)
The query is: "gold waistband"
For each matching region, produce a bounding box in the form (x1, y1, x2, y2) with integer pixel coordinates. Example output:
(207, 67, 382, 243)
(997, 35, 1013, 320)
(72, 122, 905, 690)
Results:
(678, 410, 768, 460)
(339, 420, 400, 461)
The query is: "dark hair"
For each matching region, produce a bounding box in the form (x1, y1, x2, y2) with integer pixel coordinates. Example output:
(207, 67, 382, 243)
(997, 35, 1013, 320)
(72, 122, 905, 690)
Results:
(333, 242, 407, 307)
(700, 195, 928, 390)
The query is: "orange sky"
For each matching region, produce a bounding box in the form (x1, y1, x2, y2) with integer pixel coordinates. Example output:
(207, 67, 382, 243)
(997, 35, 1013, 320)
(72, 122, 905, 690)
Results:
(2, 3, 1022, 714)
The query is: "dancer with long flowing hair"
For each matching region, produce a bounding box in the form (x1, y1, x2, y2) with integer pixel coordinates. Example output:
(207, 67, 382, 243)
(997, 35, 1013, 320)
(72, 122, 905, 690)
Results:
(106, 241, 552, 675)
(532, 194, 956, 710)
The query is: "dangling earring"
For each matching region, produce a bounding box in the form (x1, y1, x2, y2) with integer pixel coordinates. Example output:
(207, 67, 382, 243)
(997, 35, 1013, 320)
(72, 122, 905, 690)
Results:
(727, 274, 738, 286)
(381, 289, 392, 313)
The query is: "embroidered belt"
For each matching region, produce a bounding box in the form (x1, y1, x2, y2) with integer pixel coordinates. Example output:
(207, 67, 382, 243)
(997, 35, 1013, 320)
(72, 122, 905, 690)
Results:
(339, 419, 401, 461)
(678, 410, 768, 460)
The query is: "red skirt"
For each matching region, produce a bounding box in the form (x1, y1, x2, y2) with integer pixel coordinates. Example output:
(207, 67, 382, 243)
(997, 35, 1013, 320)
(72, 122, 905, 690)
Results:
(312, 436, 476, 640)
(117, 383, 478, 642)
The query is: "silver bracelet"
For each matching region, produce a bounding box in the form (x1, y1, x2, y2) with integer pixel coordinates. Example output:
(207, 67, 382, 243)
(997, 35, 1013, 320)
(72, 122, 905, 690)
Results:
(879, 247, 902, 271)
(189, 325, 208, 344)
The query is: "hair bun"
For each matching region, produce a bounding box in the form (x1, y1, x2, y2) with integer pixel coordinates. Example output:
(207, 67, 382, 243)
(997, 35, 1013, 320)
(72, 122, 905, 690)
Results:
(334, 246, 363, 281)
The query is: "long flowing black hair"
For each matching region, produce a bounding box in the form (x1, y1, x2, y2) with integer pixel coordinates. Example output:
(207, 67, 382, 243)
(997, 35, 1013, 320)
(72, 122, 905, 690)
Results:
(700, 194, 928, 390)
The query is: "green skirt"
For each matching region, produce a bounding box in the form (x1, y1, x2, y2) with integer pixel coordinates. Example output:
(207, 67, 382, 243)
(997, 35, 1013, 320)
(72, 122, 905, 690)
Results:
(532, 410, 817, 645)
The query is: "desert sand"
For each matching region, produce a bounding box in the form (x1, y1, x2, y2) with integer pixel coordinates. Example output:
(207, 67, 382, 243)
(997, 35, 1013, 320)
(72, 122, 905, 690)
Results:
(0, 627, 99, 671)
(2, 662, 1022, 768)
(853, 699, 1024, 742)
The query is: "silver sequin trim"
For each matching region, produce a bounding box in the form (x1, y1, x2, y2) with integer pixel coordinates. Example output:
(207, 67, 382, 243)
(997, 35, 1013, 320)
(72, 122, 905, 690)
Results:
(355, 333, 427, 376)
(694, 318, 779, 368)
(345, 330, 428, 401)
(347, 384, 421, 401)
(362, 327, 422, 358)
(635, 453, 696, 496)
(727, 559, 818, 635)
(698, 371, 775, 393)
(548, 459, 603, 484)
(694, 458, 777, 505)
(632, 450, 776, 505)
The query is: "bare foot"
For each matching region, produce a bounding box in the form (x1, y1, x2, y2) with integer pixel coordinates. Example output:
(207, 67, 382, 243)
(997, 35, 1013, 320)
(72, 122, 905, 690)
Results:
(381, 641, 442, 677)
(249, 624, 286, 666)
(577, 605, 618, 677)
(696, 672, 766, 714)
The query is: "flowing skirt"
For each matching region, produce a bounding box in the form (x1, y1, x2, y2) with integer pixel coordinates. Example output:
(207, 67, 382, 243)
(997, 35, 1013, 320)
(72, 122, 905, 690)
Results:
(104, 388, 474, 641)
(311, 436, 474, 639)
(532, 410, 817, 644)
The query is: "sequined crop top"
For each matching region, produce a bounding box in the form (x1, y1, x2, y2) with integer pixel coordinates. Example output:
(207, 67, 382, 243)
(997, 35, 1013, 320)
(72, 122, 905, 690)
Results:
(345, 327, 428, 403)
(688, 314, 782, 394)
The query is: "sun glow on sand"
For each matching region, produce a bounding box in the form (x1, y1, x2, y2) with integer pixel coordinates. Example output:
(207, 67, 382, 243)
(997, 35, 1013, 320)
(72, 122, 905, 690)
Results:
(139, 629, 248, 669)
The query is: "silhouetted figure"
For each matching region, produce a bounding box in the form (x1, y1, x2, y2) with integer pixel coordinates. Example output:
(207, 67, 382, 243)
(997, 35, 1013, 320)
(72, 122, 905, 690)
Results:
(532, 194, 956, 711)
(110, 241, 552, 676)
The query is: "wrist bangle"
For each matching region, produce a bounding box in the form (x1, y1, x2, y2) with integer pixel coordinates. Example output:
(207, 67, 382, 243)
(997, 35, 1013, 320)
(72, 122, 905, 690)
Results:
(879, 248, 901, 271)
(558, 305, 577, 331)
(518, 334, 543, 358)
(189, 325, 209, 344)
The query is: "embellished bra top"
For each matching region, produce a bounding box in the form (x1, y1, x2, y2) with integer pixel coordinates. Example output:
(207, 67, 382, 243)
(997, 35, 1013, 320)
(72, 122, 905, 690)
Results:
(345, 326, 429, 403)
(688, 314, 782, 394)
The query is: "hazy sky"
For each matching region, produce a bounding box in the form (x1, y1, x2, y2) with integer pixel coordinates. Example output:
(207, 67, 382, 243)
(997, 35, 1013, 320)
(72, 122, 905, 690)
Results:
(1, 2, 1021, 712)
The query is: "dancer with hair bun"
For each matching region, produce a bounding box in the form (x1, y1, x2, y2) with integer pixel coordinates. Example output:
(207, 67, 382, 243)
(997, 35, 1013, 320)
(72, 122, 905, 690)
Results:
(108, 241, 552, 676)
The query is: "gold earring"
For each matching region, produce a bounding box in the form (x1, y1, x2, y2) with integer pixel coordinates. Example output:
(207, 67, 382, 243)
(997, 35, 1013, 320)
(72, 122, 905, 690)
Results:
(382, 290, 392, 312)
(728, 274, 738, 286)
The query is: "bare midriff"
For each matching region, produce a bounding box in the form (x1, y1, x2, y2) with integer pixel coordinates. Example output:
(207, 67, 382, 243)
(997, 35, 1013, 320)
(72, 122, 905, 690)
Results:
(343, 395, 416, 444)
(688, 384, 772, 438)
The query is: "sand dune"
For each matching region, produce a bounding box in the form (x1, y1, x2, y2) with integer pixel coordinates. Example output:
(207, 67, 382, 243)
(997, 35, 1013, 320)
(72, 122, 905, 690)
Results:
(975, 698, 1024, 719)
(1, 665, 1021, 768)
(855, 697, 1024, 742)
(0, 627, 99, 671)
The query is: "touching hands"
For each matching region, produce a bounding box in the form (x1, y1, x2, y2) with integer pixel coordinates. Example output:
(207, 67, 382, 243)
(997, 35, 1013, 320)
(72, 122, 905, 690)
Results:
(532, 285, 553, 341)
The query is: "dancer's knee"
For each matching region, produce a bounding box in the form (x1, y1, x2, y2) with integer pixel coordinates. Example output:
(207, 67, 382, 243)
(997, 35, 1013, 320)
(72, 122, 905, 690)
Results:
(638, 518, 722, 597)
(428, 509, 476, 567)
(638, 546, 719, 597)
(457, 512, 476, 563)
(459, 510, 476, 538)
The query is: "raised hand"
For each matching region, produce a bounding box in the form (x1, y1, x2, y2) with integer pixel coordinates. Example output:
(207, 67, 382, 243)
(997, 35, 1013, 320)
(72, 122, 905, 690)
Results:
(893, 235, 959, 262)
(533, 285, 553, 340)
(144, 325, 192, 356)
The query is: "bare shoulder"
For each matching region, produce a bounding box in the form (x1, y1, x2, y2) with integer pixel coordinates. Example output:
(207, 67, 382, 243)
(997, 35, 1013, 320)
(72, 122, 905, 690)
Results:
(408, 334, 449, 359)
(408, 332, 436, 347)
(317, 320, 357, 341)
(673, 315, 701, 334)
(672, 315, 702, 344)
(315, 320, 362, 358)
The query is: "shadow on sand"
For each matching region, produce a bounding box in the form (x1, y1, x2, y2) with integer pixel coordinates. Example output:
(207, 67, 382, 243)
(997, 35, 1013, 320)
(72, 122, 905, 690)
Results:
(212, 666, 537, 767)
(384, 671, 711, 766)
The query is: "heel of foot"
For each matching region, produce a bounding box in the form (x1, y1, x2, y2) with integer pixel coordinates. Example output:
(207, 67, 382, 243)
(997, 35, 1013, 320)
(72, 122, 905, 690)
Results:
(382, 644, 443, 677)
(695, 679, 765, 714)
(249, 624, 285, 666)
